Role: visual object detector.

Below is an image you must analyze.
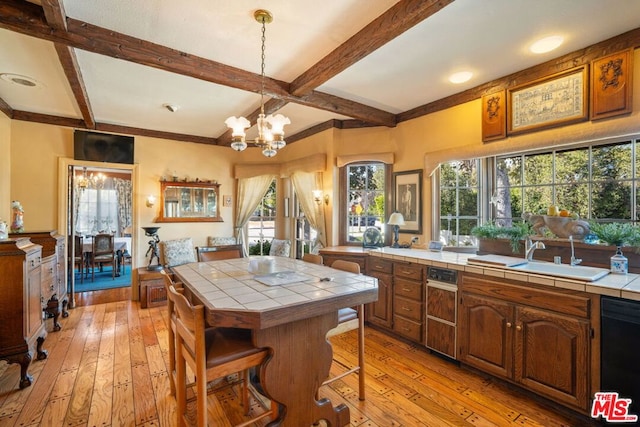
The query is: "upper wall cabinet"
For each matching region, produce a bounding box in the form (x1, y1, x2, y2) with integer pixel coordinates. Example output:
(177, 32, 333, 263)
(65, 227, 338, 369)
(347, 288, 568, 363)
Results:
(157, 181, 222, 223)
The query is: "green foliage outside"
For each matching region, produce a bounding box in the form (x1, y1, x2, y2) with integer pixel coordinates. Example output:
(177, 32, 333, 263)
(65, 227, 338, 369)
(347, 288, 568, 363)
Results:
(588, 222, 640, 247)
(248, 240, 271, 255)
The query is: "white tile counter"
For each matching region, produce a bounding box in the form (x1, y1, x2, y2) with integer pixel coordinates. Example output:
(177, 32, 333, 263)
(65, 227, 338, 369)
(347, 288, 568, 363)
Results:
(367, 247, 640, 301)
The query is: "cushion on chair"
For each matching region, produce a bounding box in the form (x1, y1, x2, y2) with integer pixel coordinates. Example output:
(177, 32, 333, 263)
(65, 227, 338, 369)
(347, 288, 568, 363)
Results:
(162, 237, 196, 267)
(207, 236, 237, 246)
(204, 327, 265, 368)
(269, 239, 291, 257)
(338, 308, 358, 323)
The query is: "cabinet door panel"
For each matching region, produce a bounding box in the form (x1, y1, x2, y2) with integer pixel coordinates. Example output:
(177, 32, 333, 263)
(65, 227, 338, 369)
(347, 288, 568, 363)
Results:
(393, 295, 422, 322)
(427, 286, 456, 323)
(515, 306, 590, 410)
(394, 277, 423, 301)
(459, 293, 514, 379)
(367, 271, 392, 328)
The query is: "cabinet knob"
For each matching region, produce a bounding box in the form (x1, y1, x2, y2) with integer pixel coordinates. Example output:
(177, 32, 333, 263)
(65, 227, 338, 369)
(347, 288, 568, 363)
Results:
(516, 325, 522, 331)
(506, 322, 512, 328)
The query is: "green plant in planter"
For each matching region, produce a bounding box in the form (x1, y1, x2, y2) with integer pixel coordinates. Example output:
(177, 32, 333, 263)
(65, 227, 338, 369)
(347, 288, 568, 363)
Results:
(588, 222, 640, 247)
(471, 221, 533, 253)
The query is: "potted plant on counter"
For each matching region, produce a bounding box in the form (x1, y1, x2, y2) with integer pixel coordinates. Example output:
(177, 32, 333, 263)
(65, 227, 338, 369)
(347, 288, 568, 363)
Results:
(588, 222, 640, 274)
(471, 221, 533, 254)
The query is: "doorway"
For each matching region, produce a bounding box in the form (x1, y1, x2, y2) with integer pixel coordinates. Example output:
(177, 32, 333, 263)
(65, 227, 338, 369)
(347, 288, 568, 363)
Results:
(59, 159, 138, 308)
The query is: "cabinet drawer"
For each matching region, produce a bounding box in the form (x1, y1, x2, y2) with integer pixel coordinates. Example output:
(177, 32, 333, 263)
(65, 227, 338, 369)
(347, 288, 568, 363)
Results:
(393, 295, 422, 322)
(26, 252, 41, 270)
(394, 277, 424, 301)
(426, 318, 456, 358)
(393, 315, 422, 342)
(368, 258, 392, 274)
(394, 262, 424, 281)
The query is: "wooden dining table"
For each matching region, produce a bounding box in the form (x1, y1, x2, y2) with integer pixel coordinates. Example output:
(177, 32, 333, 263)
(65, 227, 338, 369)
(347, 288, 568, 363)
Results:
(172, 256, 378, 427)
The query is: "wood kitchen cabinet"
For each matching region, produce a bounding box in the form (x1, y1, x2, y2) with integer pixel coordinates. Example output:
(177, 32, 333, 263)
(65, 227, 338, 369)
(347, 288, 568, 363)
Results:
(459, 272, 595, 412)
(366, 257, 393, 328)
(392, 261, 425, 344)
(426, 283, 458, 359)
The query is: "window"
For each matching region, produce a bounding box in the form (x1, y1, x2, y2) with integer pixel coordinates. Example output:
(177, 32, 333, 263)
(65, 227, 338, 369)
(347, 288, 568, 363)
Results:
(340, 162, 390, 245)
(247, 179, 276, 255)
(495, 139, 638, 224)
(437, 160, 481, 247)
(76, 188, 119, 235)
(293, 196, 318, 258)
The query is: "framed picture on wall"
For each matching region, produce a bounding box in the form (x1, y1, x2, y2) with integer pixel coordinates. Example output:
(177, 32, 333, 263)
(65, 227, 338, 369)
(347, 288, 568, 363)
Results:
(393, 169, 422, 234)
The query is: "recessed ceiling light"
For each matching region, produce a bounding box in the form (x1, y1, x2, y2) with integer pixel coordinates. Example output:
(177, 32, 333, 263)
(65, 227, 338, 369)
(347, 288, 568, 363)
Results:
(0, 73, 41, 88)
(529, 35, 564, 54)
(448, 71, 473, 84)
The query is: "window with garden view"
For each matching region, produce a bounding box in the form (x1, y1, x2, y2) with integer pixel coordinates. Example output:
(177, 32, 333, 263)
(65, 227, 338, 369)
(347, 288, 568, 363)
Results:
(495, 140, 639, 226)
(345, 163, 387, 243)
(439, 160, 481, 247)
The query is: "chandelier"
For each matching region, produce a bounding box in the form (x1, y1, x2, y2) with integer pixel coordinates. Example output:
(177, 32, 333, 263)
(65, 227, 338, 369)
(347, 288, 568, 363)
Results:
(225, 10, 290, 158)
(76, 167, 106, 191)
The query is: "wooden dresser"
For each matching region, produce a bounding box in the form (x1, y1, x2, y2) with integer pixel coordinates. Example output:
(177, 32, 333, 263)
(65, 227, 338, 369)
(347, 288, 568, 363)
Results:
(0, 238, 48, 388)
(10, 231, 68, 330)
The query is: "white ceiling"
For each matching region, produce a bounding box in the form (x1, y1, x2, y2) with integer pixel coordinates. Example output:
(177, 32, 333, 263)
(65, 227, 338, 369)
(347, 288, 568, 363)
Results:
(1, 0, 640, 144)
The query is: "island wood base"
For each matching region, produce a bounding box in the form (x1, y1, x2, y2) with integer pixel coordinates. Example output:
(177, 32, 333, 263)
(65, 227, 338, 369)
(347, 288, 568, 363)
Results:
(254, 311, 350, 427)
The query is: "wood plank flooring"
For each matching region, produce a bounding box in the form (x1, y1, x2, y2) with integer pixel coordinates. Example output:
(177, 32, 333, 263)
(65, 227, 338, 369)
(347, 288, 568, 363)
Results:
(0, 289, 599, 426)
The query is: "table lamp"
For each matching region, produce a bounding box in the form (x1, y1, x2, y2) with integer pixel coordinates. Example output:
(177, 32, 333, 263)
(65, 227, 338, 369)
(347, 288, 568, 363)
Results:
(387, 212, 405, 248)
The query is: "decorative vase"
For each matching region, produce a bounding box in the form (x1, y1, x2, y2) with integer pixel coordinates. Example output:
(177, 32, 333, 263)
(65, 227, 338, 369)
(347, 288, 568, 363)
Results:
(10, 201, 24, 233)
(610, 246, 628, 274)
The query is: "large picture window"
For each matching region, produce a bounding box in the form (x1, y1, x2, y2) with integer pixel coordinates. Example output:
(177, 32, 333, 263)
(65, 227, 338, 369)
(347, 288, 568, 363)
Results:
(495, 140, 637, 225)
(247, 179, 276, 255)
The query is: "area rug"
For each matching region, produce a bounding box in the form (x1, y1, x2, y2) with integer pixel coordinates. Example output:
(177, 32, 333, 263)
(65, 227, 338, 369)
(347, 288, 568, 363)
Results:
(73, 266, 132, 292)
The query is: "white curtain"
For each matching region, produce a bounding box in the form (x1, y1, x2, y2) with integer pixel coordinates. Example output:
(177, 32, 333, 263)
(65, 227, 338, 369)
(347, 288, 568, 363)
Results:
(291, 171, 327, 252)
(235, 174, 277, 257)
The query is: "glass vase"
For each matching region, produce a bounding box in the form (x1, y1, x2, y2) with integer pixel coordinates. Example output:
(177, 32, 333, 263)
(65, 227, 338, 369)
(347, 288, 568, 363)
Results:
(610, 246, 628, 275)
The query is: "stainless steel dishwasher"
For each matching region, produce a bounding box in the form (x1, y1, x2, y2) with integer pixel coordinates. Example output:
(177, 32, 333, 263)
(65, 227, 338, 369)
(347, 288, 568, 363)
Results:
(600, 296, 640, 418)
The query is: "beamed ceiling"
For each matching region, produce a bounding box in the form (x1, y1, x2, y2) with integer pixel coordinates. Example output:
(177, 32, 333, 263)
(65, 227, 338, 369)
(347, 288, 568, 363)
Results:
(1, 0, 640, 149)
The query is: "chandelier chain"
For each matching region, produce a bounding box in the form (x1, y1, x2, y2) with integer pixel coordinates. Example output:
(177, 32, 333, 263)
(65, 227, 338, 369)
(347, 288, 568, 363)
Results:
(260, 19, 266, 115)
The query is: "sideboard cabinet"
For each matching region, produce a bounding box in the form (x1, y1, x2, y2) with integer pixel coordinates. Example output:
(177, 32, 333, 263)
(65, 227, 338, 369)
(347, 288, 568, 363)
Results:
(0, 238, 48, 388)
(10, 231, 68, 330)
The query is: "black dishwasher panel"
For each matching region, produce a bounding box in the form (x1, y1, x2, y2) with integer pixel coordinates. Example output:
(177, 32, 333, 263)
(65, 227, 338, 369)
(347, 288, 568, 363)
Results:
(601, 296, 640, 418)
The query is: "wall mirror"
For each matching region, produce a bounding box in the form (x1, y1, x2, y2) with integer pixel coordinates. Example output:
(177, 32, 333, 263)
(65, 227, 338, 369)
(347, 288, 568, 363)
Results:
(157, 181, 222, 222)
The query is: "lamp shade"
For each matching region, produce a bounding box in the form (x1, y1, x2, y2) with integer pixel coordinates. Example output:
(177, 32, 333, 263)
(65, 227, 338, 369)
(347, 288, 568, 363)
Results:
(388, 212, 405, 226)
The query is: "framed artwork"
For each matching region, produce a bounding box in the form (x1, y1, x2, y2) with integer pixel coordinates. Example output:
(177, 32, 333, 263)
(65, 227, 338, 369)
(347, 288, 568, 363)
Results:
(223, 194, 232, 207)
(508, 65, 588, 135)
(481, 89, 506, 142)
(393, 169, 422, 234)
(590, 48, 634, 120)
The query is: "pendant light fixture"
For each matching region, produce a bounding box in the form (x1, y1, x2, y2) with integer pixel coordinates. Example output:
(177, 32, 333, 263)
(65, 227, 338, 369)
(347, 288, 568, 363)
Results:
(225, 10, 290, 158)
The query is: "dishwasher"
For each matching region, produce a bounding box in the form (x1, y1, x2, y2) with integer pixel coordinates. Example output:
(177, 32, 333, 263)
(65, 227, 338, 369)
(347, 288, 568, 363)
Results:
(600, 296, 640, 418)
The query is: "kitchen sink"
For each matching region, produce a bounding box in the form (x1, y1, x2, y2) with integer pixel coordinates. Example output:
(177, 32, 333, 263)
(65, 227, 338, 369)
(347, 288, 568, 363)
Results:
(509, 262, 609, 282)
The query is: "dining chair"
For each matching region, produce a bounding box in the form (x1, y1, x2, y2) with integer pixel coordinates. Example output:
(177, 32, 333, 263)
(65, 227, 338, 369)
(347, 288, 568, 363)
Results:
(90, 233, 116, 281)
(167, 283, 277, 426)
(195, 244, 243, 261)
(302, 253, 323, 265)
(73, 235, 85, 283)
(322, 259, 366, 400)
(162, 270, 182, 396)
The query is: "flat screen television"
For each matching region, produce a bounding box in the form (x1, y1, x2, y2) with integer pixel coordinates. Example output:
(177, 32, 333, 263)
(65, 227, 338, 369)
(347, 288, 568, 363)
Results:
(74, 130, 134, 164)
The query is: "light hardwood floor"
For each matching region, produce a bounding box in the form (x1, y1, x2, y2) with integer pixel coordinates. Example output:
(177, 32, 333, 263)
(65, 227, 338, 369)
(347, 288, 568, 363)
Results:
(0, 289, 598, 426)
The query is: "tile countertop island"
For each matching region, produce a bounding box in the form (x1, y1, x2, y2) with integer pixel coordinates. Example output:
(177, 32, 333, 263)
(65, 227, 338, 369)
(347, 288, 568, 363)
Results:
(367, 247, 640, 301)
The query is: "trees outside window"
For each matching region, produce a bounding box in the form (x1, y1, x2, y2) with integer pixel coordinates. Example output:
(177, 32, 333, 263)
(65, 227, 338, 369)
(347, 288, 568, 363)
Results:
(495, 140, 636, 224)
(341, 163, 388, 244)
(438, 160, 481, 247)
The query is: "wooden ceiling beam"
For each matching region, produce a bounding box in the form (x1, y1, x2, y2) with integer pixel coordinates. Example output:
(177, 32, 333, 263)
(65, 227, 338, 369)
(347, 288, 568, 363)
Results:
(41, 0, 96, 129)
(0, 97, 14, 118)
(290, 0, 454, 96)
(0, 0, 395, 127)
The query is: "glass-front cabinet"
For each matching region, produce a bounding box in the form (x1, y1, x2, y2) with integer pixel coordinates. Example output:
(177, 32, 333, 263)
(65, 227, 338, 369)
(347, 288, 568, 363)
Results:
(157, 181, 222, 222)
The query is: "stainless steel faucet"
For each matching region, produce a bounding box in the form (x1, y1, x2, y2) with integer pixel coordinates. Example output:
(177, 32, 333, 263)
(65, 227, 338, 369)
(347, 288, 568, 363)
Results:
(569, 235, 582, 266)
(525, 237, 546, 261)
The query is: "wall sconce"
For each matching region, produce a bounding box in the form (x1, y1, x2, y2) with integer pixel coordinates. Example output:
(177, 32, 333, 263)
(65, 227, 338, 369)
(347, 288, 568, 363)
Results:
(146, 195, 156, 208)
(313, 190, 329, 205)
